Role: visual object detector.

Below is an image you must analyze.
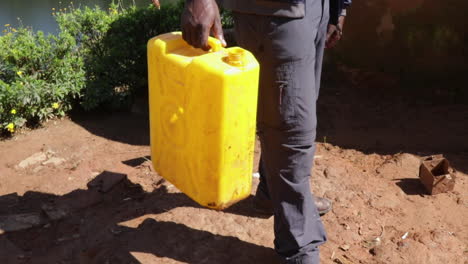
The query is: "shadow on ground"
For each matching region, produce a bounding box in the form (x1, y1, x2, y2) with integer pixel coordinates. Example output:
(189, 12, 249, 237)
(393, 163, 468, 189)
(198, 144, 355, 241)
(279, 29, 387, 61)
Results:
(393, 178, 428, 196)
(0, 171, 276, 263)
(71, 109, 150, 146)
(316, 69, 468, 174)
(70, 69, 468, 175)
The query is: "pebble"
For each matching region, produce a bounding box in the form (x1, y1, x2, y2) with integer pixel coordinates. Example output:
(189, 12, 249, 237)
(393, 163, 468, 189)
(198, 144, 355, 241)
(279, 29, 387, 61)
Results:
(0, 213, 45, 232)
(339, 244, 350, 251)
(369, 246, 384, 257)
(17, 152, 47, 169)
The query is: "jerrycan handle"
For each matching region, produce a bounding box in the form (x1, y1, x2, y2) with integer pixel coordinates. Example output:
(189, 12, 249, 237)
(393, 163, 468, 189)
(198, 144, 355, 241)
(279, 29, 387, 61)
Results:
(207, 37, 223, 52)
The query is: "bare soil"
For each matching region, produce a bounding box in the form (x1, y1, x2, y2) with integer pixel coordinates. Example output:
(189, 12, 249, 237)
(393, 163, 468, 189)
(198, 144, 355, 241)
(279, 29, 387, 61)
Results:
(1, 70, 467, 264)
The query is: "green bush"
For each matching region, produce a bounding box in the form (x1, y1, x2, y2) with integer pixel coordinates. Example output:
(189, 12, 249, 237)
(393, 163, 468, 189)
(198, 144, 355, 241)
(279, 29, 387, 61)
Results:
(0, 1, 233, 135)
(56, 2, 186, 110)
(0, 26, 85, 135)
(58, 2, 233, 110)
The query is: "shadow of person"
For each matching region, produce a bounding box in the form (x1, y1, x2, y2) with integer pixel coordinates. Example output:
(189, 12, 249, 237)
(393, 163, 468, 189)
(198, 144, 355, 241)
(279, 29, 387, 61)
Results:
(80, 218, 277, 264)
(120, 156, 271, 219)
(223, 195, 272, 219)
(0, 171, 276, 263)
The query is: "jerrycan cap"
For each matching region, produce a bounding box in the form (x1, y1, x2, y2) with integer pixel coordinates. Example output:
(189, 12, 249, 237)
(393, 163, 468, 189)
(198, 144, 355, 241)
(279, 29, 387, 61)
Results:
(207, 37, 246, 67)
(225, 48, 245, 67)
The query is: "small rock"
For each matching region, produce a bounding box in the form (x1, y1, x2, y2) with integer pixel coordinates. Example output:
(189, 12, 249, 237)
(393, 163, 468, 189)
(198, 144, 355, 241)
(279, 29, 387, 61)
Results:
(324, 166, 347, 179)
(41, 204, 69, 221)
(44, 148, 56, 156)
(362, 237, 381, 248)
(340, 223, 350, 230)
(314, 158, 323, 166)
(17, 152, 47, 169)
(401, 231, 409, 240)
(397, 241, 409, 248)
(339, 244, 350, 251)
(334, 255, 357, 264)
(0, 213, 45, 232)
(369, 246, 384, 257)
(42, 157, 66, 166)
(32, 166, 45, 173)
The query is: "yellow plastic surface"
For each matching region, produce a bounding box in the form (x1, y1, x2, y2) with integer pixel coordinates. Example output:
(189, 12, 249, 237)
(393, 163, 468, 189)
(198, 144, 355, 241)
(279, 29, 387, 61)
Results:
(147, 32, 259, 210)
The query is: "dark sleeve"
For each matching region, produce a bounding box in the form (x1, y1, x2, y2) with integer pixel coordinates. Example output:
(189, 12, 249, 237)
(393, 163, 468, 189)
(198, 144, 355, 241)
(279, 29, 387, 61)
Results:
(343, 0, 352, 9)
(329, 0, 351, 25)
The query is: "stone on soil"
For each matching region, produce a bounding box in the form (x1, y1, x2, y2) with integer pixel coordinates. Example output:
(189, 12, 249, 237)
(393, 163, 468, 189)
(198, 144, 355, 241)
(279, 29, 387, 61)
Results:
(0, 213, 45, 232)
(17, 152, 47, 169)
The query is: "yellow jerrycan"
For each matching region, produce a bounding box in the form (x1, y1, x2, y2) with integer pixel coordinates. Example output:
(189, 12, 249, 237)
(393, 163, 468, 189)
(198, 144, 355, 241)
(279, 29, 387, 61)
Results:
(147, 32, 259, 210)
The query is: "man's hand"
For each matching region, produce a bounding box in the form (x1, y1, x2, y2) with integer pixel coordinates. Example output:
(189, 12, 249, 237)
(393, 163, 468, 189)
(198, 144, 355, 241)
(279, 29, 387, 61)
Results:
(151, 0, 160, 9)
(326, 15, 346, 49)
(181, 0, 226, 51)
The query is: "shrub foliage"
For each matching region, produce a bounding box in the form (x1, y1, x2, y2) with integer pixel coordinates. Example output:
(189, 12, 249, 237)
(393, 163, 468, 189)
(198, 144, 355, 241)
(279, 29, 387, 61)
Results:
(1, 1, 233, 135)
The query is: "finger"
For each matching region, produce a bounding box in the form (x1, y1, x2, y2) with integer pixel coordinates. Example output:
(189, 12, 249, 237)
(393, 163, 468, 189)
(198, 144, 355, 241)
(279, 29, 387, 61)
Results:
(182, 24, 189, 44)
(326, 33, 338, 49)
(329, 35, 339, 48)
(338, 16, 346, 30)
(326, 26, 335, 40)
(183, 25, 194, 47)
(335, 33, 342, 43)
(191, 24, 202, 49)
(189, 24, 201, 48)
(212, 15, 226, 47)
(181, 11, 191, 45)
(326, 32, 335, 47)
(332, 32, 341, 44)
(199, 23, 211, 51)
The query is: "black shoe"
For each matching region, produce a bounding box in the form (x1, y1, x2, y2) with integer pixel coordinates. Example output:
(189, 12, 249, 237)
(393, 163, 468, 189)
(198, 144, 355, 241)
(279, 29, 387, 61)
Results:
(252, 196, 332, 216)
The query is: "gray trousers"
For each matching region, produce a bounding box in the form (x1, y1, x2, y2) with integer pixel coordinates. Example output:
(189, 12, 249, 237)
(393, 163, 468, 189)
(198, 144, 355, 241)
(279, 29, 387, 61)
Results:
(233, 0, 330, 263)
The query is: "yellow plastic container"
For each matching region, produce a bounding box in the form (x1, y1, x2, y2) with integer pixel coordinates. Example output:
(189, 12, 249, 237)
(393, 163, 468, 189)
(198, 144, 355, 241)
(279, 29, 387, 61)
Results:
(147, 32, 259, 210)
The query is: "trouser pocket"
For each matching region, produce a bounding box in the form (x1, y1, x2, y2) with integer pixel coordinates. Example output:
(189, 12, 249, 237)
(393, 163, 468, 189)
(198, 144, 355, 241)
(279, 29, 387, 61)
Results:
(276, 61, 298, 123)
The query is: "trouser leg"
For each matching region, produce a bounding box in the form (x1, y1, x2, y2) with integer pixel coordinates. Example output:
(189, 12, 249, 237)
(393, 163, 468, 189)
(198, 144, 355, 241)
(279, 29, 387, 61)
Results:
(256, 155, 270, 200)
(234, 0, 330, 263)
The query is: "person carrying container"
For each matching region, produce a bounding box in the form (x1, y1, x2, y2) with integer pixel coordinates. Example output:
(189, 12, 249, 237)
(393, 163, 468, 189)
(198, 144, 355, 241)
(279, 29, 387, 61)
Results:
(151, 0, 351, 263)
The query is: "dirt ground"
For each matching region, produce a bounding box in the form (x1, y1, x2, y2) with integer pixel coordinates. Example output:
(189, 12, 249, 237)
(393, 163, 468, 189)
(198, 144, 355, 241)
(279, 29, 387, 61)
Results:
(0, 70, 467, 264)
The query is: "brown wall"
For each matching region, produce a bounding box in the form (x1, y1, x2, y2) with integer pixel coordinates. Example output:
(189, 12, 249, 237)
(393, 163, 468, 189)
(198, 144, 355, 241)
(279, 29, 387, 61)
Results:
(333, 0, 467, 94)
